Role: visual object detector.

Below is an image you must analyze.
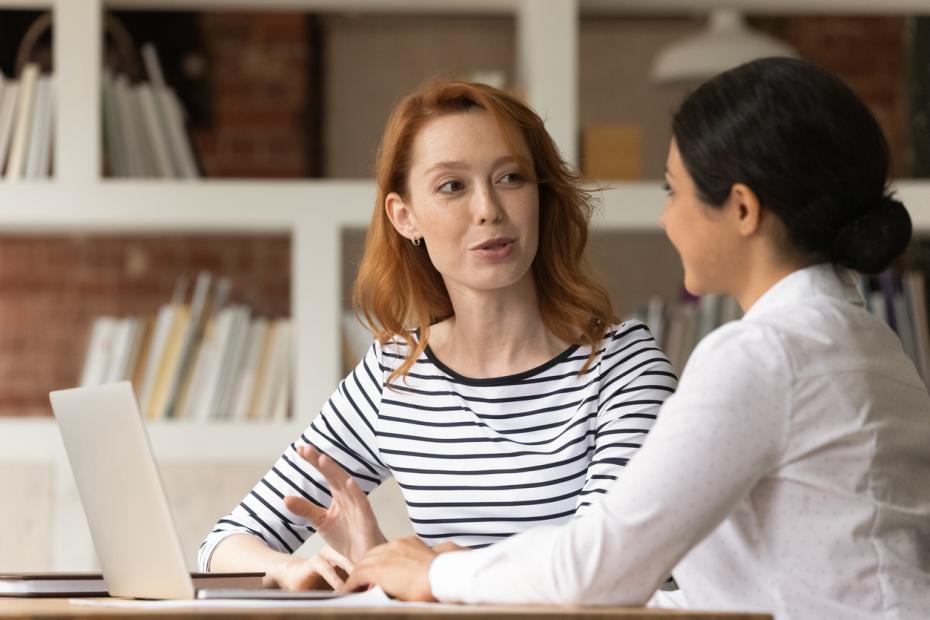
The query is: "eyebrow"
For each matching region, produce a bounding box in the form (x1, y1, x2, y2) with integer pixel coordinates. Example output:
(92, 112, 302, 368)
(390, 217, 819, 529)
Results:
(424, 155, 523, 176)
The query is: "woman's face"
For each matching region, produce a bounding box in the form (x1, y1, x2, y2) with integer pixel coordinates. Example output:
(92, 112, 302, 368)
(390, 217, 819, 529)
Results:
(661, 139, 741, 297)
(387, 109, 540, 298)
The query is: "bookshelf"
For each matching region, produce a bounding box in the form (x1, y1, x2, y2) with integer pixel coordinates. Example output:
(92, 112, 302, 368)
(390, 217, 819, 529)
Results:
(0, 0, 927, 571)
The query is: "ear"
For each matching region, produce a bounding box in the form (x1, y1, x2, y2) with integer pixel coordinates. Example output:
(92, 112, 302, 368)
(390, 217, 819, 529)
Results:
(728, 183, 763, 238)
(385, 192, 421, 243)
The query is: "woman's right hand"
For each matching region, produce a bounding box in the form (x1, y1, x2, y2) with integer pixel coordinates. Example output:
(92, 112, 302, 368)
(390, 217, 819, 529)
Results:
(283, 445, 387, 563)
(265, 544, 353, 591)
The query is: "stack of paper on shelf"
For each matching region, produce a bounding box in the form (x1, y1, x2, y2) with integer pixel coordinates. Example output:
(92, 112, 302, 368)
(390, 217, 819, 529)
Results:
(0, 63, 54, 180)
(102, 43, 200, 178)
(79, 271, 292, 422)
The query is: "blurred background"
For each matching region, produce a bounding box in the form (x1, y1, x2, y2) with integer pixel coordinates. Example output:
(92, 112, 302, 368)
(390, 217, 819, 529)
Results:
(0, 0, 928, 573)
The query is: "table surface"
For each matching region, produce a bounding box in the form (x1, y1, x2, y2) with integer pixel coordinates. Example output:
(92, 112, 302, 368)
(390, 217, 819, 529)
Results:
(0, 598, 773, 620)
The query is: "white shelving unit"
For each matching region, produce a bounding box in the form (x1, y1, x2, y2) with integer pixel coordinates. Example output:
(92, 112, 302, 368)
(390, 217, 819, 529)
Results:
(0, 0, 927, 571)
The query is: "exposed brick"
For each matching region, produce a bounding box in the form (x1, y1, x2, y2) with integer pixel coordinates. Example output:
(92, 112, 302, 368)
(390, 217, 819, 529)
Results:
(0, 235, 290, 417)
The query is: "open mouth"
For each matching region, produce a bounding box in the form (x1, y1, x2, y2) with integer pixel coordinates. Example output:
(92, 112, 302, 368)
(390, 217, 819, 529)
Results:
(474, 237, 515, 251)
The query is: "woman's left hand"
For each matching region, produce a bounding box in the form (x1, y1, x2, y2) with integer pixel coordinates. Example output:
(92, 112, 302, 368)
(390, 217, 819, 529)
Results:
(344, 536, 440, 601)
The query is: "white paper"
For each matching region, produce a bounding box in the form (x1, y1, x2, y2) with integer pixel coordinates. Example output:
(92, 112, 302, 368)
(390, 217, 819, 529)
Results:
(70, 587, 458, 609)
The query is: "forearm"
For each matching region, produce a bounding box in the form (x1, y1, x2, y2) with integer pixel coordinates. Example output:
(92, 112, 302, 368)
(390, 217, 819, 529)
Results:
(207, 533, 295, 574)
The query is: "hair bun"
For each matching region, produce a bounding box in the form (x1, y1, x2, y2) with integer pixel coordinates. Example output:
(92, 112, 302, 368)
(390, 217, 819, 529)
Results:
(832, 195, 912, 274)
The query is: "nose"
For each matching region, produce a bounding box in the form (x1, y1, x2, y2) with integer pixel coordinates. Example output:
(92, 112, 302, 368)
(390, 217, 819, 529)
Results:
(473, 182, 504, 225)
(659, 206, 668, 231)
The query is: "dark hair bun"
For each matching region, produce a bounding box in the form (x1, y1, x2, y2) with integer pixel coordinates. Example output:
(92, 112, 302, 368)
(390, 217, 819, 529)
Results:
(832, 196, 912, 274)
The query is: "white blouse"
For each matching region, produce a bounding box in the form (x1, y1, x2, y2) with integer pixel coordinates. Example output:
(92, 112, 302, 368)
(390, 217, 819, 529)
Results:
(429, 264, 930, 620)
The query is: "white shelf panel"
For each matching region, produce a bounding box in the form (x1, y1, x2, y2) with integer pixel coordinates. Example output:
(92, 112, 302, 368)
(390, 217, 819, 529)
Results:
(0, 180, 375, 233)
(0, 417, 305, 463)
(595, 180, 930, 234)
(581, 0, 930, 14)
(0, 179, 926, 234)
(106, 0, 519, 12)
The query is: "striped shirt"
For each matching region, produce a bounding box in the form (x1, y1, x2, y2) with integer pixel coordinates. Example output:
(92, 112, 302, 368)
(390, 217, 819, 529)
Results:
(198, 321, 677, 570)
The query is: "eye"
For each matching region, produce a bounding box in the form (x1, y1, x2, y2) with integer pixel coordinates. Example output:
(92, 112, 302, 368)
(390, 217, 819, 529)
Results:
(662, 181, 674, 196)
(438, 179, 464, 194)
(499, 171, 524, 185)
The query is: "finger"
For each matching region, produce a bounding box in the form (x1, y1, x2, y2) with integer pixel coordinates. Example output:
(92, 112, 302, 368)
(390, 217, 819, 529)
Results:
(344, 478, 377, 517)
(297, 445, 352, 493)
(344, 565, 373, 593)
(316, 453, 353, 492)
(319, 544, 355, 573)
(307, 557, 344, 591)
(283, 495, 327, 526)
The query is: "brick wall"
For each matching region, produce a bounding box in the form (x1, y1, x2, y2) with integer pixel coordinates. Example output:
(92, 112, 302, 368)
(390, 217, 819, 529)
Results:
(192, 13, 313, 178)
(755, 16, 908, 176)
(0, 235, 289, 416)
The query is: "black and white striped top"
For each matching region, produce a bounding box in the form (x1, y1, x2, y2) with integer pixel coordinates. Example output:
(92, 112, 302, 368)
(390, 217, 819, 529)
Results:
(198, 321, 677, 570)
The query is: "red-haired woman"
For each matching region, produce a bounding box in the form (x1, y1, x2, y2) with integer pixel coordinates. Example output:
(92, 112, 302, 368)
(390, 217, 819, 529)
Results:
(199, 80, 676, 590)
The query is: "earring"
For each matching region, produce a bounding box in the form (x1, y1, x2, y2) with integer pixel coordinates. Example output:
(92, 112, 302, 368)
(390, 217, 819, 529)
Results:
(412, 236, 421, 246)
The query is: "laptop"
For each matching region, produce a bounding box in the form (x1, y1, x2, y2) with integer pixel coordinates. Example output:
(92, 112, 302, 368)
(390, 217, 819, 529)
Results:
(49, 381, 343, 600)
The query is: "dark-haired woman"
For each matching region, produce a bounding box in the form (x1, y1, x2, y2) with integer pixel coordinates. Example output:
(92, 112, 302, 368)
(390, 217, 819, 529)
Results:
(344, 58, 930, 619)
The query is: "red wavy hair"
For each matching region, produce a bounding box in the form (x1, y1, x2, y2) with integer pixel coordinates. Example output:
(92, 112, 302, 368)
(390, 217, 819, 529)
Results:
(353, 80, 614, 381)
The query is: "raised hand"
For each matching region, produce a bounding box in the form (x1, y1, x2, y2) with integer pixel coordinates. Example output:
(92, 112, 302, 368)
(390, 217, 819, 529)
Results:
(283, 444, 387, 563)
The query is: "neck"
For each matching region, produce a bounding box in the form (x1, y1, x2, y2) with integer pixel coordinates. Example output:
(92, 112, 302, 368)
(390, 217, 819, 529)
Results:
(428, 273, 567, 379)
(734, 251, 810, 312)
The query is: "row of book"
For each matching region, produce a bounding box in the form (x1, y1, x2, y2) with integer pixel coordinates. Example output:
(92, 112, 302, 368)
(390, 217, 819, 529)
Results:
(860, 270, 930, 387)
(629, 293, 743, 374)
(102, 43, 199, 178)
(80, 272, 292, 422)
(0, 64, 54, 180)
(629, 269, 930, 387)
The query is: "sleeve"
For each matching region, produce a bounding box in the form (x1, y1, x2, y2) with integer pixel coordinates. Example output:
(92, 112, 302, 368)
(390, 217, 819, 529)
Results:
(197, 342, 390, 571)
(574, 321, 677, 516)
(429, 322, 790, 605)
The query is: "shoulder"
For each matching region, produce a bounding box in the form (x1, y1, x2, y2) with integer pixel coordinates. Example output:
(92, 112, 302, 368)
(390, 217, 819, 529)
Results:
(601, 320, 660, 350)
(595, 320, 676, 385)
(683, 320, 792, 391)
(598, 320, 666, 363)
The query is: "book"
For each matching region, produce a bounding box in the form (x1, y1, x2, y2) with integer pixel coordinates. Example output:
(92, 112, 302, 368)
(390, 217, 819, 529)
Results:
(25, 75, 52, 178)
(0, 572, 107, 597)
(79, 317, 119, 387)
(163, 271, 213, 418)
(141, 42, 199, 179)
(0, 571, 264, 598)
(5, 63, 39, 180)
(0, 79, 19, 175)
(212, 306, 252, 419)
(902, 271, 930, 385)
(113, 75, 149, 176)
(146, 304, 191, 419)
(102, 71, 127, 176)
(229, 317, 270, 420)
(135, 81, 175, 177)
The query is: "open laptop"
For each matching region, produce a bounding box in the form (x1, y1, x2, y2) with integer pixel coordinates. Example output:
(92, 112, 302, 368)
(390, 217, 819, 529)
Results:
(49, 381, 343, 600)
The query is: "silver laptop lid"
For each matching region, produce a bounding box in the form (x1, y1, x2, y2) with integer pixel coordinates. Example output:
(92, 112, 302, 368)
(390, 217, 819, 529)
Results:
(50, 382, 195, 599)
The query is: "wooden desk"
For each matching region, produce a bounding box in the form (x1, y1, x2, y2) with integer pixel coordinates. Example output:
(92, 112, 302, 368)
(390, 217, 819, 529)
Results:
(0, 598, 771, 620)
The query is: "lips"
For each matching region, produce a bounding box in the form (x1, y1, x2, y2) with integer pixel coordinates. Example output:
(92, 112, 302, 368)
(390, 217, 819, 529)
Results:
(472, 237, 515, 251)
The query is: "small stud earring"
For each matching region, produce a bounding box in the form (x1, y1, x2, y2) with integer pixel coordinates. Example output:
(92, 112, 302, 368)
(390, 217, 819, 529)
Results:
(412, 236, 421, 246)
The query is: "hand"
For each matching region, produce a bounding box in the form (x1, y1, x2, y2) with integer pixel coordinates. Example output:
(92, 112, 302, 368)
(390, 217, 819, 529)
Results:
(433, 541, 465, 554)
(344, 536, 440, 602)
(264, 545, 353, 591)
(284, 444, 387, 563)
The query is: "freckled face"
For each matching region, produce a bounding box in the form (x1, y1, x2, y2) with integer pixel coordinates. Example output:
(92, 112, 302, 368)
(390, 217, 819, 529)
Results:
(399, 109, 540, 294)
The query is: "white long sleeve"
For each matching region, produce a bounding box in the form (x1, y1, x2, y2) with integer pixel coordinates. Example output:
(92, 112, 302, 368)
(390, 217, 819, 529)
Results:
(429, 264, 930, 619)
(430, 320, 787, 605)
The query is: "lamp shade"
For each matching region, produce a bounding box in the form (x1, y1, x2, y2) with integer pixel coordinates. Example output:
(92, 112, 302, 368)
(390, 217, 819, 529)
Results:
(651, 9, 799, 84)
